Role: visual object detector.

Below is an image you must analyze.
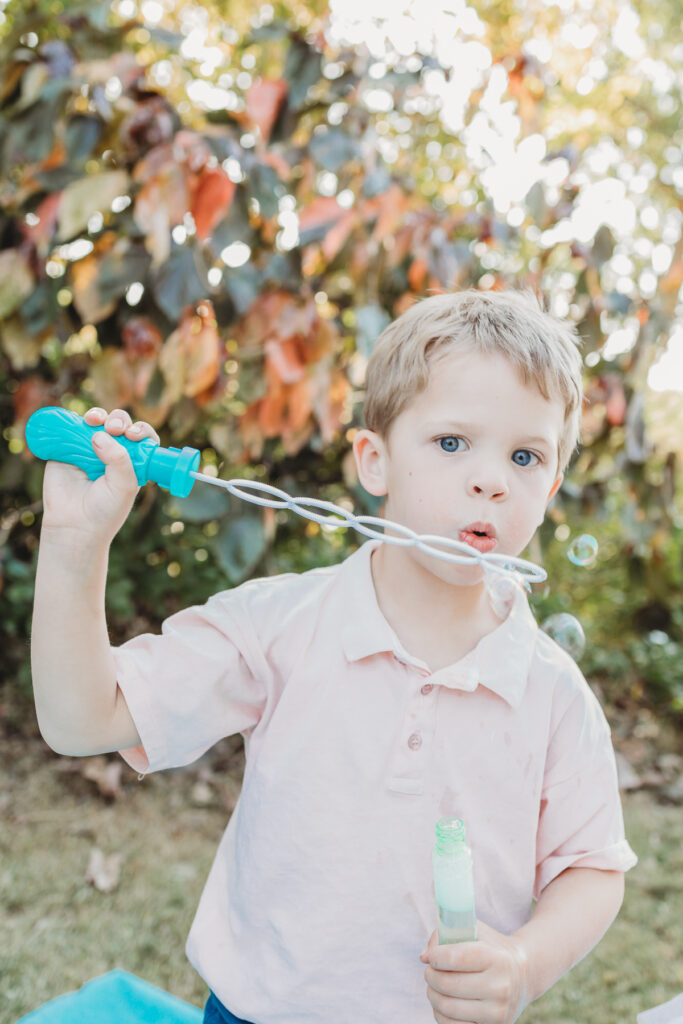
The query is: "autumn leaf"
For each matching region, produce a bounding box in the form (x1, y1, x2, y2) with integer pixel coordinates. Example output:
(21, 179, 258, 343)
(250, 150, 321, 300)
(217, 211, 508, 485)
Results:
(191, 166, 236, 241)
(158, 300, 222, 401)
(56, 170, 130, 242)
(245, 77, 288, 142)
(134, 165, 191, 266)
(122, 316, 164, 360)
(19, 192, 61, 254)
(85, 848, 123, 893)
(265, 336, 306, 383)
(0, 249, 34, 318)
(299, 195, 347, 241)
(81, 756, 123, 800)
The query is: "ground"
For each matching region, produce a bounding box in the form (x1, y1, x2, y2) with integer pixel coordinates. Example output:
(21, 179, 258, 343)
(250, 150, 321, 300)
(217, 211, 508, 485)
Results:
(2, 707, 682, 1024)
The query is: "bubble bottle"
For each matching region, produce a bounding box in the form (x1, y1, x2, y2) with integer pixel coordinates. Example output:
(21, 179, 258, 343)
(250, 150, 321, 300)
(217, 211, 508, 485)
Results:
(432, 817, 478, 944)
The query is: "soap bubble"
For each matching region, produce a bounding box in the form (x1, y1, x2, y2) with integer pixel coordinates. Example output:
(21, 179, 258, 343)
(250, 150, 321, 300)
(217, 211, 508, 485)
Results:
(567, 534, 598, 567)
(485, 569, 524, 617)
(541, 613, 586, 660)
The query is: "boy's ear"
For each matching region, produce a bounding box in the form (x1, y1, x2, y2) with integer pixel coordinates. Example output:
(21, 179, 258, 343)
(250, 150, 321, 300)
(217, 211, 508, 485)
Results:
(352, 428, 388, 497)
(546, 474, 564, 504)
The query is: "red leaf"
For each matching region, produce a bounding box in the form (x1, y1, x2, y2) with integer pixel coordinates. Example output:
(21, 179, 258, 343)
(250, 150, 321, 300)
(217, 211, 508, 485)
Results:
(299, 196, 345, 235)
(245, 78, 288, 143)
(20, 192, 61, 250)
(191, 167, 236, 240)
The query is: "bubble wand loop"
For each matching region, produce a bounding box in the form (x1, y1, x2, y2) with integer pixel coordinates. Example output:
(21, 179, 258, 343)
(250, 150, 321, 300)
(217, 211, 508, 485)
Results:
(25, 407, 546, 585)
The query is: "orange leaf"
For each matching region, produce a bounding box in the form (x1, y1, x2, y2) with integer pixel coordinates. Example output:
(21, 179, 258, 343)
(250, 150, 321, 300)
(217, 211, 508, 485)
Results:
(311, 365, 351, 443)
(299, 196, 346, 235)
(265, 337, 305, 383)
(605, 380, 627, 426)
(322, 209, 356, 263)
(408, 257, 428, 292)
(159, 301, 222, 401)
(122, 317, 164, 360)
(134, 166, 191, 265)
(191, 167, 236, 240)
(245, 78, 288, 143)
(20, 192, 61, 252)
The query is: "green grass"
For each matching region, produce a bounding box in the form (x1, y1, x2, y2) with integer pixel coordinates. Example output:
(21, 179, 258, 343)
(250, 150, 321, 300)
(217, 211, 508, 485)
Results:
(2, 739, 682, 1024)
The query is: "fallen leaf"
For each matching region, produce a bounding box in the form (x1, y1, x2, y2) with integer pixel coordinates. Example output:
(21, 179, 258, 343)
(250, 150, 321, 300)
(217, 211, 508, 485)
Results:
(85, 847, 123, 893)
(191, 781, 214, 806)
(81, 756, 123, 800)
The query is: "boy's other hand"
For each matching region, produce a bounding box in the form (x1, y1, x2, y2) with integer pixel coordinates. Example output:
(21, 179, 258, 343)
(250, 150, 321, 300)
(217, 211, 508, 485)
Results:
(419, 920, 528, 1023)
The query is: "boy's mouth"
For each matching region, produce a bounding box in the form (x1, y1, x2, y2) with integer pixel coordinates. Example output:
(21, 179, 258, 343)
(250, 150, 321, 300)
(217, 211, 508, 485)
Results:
(459, 522, 497, 553)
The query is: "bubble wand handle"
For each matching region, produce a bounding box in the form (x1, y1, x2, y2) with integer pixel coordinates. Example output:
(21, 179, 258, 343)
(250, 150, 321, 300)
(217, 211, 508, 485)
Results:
(25, 406, 547, 583)
(25, 406, 200, 497)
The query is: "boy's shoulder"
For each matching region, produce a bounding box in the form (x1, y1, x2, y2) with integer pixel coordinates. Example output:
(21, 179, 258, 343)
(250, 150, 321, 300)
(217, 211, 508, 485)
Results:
(209, 550, 350, 616)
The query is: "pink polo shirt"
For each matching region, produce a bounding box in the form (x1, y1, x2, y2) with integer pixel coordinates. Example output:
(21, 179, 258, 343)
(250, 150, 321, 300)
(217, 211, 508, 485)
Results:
(113, 539, 637, 1023)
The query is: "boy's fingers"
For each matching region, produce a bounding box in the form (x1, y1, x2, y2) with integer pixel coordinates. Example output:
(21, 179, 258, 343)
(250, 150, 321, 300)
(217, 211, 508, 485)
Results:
(126, 421, 160, 444)
(105, 408, 133, 433)
(420, 929, 438, 961)
(84, 407, 107, 421)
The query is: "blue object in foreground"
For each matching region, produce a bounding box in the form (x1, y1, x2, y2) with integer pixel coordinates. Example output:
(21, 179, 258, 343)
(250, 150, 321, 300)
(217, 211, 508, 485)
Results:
(16, 969, 203, 1024)
(25, 406, 201, 498)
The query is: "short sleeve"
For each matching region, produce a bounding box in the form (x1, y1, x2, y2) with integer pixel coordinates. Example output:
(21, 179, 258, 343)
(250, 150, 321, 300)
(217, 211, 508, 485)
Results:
(111, 588, 271, 775)
(534, 665, 638, 899)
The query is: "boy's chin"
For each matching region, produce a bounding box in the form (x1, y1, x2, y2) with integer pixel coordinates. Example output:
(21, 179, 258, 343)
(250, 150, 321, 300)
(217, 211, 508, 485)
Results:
(419, 552, 487, 588)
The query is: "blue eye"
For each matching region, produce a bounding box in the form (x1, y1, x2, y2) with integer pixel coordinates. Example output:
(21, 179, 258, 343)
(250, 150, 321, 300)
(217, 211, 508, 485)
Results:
(439, 436, 463, 453)
(512, 449, 539, 467)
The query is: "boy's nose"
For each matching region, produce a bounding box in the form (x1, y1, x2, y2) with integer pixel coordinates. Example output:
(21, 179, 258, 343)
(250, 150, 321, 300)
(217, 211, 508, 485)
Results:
(467, 475, 509, 500)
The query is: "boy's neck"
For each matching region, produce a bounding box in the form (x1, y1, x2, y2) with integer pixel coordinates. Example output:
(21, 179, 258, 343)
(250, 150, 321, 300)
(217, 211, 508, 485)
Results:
(369, 542, 502, 671)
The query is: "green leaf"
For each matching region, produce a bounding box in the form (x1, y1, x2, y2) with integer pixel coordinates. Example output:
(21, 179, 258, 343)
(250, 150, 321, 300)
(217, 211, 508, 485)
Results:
(152, 244, 207, 321)
(246, 162, 282, 219)
(64, 115, 102, 164)
(310, 129, 361, 172)
(96, 240, 152, 309)
(0, 249, 34, 318)
(207, 187, 256, 259)
(2, 96, 62, 169)
(56, 170, 130, 241)
(222, 262, 262, 315)
(354, 304, 391, 359)
(214, 514, 267, 583)
(166, 484, 230, 523)
(284, 36, 323, 110)
(20, 280, 58, 336)
(363, 168, 392, 198)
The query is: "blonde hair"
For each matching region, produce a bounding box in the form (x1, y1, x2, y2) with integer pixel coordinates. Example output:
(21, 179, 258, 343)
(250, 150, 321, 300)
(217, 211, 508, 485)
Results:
(363, 288, 584, 476)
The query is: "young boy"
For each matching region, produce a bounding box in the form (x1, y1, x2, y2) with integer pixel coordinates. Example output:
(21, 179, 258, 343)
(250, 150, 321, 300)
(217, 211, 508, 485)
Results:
(31, 288, 637, 1024)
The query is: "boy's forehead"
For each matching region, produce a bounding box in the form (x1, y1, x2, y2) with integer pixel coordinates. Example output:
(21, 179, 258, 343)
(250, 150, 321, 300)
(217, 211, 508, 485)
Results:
(400, 348, 565, 438)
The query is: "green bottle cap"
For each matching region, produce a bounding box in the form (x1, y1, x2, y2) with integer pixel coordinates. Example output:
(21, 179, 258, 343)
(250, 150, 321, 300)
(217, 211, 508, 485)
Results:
(436, 817, 466, 843)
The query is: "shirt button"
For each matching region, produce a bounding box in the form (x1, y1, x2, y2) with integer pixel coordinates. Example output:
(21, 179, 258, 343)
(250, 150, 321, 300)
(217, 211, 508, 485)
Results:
(420, 683, 433, 695)
(408, 732, 422, 750)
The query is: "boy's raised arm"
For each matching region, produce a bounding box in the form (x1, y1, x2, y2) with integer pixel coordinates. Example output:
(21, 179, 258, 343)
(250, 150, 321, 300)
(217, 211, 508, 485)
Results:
(31, 531, 140, 756)
(30, 407, 155, 756)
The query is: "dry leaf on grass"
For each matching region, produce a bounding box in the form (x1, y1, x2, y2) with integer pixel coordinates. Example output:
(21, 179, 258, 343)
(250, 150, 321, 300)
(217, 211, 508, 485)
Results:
(81, 756, 123, 800)
(85, 847, 123, 893)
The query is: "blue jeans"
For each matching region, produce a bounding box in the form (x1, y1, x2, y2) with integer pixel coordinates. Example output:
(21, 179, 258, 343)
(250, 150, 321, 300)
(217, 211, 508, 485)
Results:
(203, 991, 255, 1024)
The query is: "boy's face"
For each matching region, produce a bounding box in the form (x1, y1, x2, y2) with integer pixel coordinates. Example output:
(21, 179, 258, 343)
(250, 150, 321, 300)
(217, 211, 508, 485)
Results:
(354, 347, 565, 587)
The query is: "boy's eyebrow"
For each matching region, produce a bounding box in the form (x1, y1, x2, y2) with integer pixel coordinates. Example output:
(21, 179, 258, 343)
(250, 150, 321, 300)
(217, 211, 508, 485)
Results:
(424, 422, 554, 450)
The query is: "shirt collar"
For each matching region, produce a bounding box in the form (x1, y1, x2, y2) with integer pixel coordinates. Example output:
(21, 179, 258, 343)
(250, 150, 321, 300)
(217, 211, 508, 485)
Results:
(338, 539, 538, 709)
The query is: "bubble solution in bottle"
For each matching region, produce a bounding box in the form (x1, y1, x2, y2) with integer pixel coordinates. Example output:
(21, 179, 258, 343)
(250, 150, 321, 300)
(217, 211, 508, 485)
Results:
(432, 817, 478, 944)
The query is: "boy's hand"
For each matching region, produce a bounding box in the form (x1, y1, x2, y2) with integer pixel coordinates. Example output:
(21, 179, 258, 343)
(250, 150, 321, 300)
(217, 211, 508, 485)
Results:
(41, 407, 161, 549)
(419, 920, 529, 1024)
